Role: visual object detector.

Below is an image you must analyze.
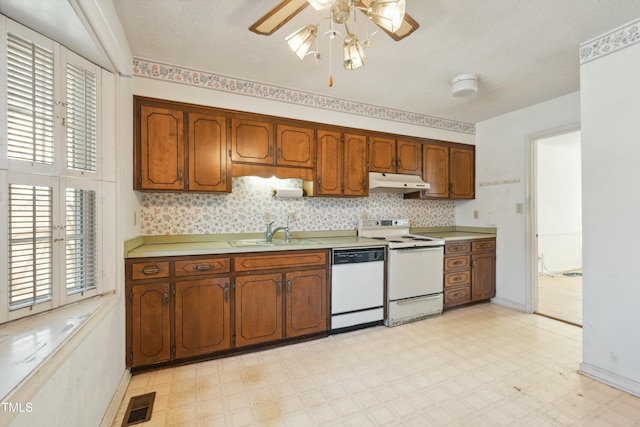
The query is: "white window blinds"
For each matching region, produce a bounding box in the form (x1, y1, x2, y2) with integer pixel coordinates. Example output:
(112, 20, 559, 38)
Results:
(65, 188, 97, 295)
(6, 33, 55, 165)
(66, 63, 97, 172)
(8, 183, 54, 310)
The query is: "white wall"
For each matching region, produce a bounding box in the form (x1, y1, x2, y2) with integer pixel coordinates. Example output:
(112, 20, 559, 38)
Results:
(579, 29, 640, 396)
(537, 132, 582, 273)
(458, 92, 581, 311)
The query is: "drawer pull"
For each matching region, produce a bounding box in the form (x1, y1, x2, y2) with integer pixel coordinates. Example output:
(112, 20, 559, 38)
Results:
(140, 266, 161, 275)
(224, 284, 229, 302)
(276, 279, 282, 296)
(193, 264, 212, 272)
(453, 261, 463, 266)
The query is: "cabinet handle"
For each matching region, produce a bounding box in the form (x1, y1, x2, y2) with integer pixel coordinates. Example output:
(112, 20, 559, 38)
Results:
(269, 146, 273, 158)
(224, 284, 229, 302)
(163, 290, 169, 307)
(278, 146, 282, 159)
(140, 266, 161, 275)
(453, 260, 462, 266)
(179, 169, 183, 182)
(276, 280, 282, 296)
(193, 264, 212, 272)
(222, 172, 226, 184)
(397, 157, 402, 168)
(392, 157, 396, 168)
(287, 280, 292, 294)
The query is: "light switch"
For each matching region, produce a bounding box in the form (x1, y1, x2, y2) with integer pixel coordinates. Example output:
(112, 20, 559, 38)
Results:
(473, 210, 479, 219)
(516, 203, 524, 214)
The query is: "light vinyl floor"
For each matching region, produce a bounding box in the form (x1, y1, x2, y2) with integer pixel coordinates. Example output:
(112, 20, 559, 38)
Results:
(113, 303, 640, 426)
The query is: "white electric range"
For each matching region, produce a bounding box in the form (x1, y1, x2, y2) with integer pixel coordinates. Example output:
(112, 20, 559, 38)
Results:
(359, 219, 445, 326)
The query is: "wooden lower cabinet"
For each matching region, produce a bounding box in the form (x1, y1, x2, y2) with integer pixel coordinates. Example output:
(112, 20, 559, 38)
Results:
(443, 238, 496, 309)
(126, 250, 328, 368)
(285, 269, 327, 338)
(130, 282, 172, 366)
(174, 278, 231, 358)
(235, 273, 283, 347)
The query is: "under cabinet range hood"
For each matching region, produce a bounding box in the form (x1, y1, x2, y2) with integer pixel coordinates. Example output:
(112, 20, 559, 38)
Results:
(368, 172, 430, 194)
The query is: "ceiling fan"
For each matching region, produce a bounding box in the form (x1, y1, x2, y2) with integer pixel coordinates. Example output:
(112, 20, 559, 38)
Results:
(249, 0, 419, 42)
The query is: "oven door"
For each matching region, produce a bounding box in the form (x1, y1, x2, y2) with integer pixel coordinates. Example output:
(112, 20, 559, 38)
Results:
(387, 246, 444, 301)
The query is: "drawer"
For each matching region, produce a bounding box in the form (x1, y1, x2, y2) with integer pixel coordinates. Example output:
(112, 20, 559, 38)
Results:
(130, 261, 170, 280)
(444, 286, 471, 306)
(444, 271, 470, 288)
(472, 239, 496, 252)
(444, 255, 470, 271)
(445, 241, 471, 255)
(175, 258, 230, 277)
(235, 251, 327, 272)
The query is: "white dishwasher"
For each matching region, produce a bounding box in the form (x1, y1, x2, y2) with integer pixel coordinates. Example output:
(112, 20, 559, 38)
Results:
(330, 247, 385, 333)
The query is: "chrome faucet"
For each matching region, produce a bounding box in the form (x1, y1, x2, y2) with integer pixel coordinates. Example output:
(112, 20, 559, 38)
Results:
(266, 226, 290, 242)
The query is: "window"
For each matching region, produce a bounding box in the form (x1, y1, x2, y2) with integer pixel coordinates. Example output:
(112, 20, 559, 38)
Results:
(1, 19, 109, 323)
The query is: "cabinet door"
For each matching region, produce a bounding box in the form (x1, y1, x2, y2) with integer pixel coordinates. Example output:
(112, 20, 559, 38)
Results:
(450, 147, 475, 199)
(235, 273, 283, 347)
(174, 278, 231, 358)
(396, 140, 422, 176)
(277, 125, 315, 168)
(131, 283, 171, 366)
(139, 105, 185, 190)
(230, 118, 274, 165)
(369, 136, 396, 173)
(472, 252, 495, 301)
(285, 269, 327, 338)
(189, 113, 229, 192)
(343, 133, 368, 196)
(422, 144, 449, 198)
(316, 130, 343, 196)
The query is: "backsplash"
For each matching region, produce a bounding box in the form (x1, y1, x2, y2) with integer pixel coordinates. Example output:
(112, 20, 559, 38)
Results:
(139, 176, 455, 235)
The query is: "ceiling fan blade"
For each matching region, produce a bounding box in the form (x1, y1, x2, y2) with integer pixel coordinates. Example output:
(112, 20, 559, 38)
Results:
(249, 0, 310, 36)
(356, 0, 420, 41)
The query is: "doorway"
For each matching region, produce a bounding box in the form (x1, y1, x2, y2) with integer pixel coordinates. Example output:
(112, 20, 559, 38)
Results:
(532, 130, 582, 326)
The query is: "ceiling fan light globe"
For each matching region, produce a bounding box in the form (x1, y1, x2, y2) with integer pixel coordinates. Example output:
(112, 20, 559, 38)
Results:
(307, 0, 334, 11)
(343, 34, 366, 70)
(369, 0, 406, 32)
(286, 25, 318, 60)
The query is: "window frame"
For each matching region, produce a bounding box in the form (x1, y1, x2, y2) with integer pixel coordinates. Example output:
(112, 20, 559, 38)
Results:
(1, 18, 108, 324)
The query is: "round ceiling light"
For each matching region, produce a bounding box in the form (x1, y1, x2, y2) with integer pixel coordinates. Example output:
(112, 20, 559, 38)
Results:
(451, 74, 478, 97)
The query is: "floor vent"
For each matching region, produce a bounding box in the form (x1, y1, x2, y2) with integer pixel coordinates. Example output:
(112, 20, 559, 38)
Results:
(122, 392, 156, 426)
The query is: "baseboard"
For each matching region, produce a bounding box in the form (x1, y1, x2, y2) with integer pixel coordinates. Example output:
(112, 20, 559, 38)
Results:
(490, 297, 527, 312)
(579, 362, 640, 397)
(100, 369, 131, 427)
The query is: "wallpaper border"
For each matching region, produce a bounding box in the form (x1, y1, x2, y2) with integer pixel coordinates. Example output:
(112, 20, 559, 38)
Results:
(132, 58, 476, 135)
(580, 19, 640, 64)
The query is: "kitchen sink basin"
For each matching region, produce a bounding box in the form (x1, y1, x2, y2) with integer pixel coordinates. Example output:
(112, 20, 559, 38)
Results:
(228, 238, 318, 247)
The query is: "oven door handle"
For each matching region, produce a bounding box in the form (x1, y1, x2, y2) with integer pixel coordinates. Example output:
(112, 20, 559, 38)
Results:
(396, 294, 442, 305)
(390, 246, 444, 252)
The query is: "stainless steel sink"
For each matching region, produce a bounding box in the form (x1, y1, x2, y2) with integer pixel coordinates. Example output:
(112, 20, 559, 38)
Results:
(228, 238, 318, 247)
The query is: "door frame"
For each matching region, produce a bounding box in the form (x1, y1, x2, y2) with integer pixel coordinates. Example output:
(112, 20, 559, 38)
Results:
(524, 123, 581, 313)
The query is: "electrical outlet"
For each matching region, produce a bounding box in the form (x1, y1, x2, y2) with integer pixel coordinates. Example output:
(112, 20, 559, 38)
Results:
(288, 211, 297, 222)
(263, 211, 272, 223)
(473, 210, 479, 219)
(516, 203, 524, 214)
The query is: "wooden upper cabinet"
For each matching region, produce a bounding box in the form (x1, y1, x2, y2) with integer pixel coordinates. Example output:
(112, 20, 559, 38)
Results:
(134, 97, 230, 193)
(276, 124, 315, 168)
(421, 144, 449, 198)
(230, 117, 274, 165)
(396, 140, 422, 175)
(189, 113, 229, 192)
(138, 105, 185, 190)
(314, 130, 367, 197)
(369, 137, 422, 176)
(369, 136, 396, 173)
(450, 146, 475, 199)
(315, 129, 342, 196)
(343, 133, 368, 196)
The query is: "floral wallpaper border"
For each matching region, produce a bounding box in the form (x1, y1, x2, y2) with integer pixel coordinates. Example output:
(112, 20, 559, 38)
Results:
(580, 19, 640, 64)
(132, 58, 475, 135)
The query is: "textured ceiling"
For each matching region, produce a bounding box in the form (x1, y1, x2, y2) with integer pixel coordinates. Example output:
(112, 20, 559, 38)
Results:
(3, 1, 640, 125)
